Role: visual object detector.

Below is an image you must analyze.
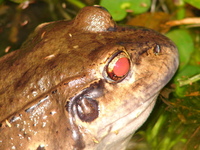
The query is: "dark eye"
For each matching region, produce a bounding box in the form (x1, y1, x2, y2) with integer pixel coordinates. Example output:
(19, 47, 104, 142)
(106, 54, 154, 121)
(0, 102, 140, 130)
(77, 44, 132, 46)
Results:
(104, 51, 131, 82)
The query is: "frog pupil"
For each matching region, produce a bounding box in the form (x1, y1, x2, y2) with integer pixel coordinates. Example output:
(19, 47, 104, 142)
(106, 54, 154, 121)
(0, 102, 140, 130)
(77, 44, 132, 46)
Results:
(113, 57, 130, 77)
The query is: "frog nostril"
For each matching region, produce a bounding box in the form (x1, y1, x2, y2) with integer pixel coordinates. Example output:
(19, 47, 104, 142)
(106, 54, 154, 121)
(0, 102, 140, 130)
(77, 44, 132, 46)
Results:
(153, 44, 161, 54)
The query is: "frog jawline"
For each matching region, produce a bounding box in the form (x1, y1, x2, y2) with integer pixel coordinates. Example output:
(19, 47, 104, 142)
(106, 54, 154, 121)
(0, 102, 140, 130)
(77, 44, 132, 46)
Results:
(96, 93, 158, 149)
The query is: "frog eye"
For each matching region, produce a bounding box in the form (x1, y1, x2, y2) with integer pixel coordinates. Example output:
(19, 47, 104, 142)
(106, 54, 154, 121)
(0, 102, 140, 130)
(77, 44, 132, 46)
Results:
(105, 51, 131, 82)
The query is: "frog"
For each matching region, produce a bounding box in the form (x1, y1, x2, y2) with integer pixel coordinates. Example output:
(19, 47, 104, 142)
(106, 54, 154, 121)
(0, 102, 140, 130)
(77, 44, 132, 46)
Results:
(0, 5, 179, 150)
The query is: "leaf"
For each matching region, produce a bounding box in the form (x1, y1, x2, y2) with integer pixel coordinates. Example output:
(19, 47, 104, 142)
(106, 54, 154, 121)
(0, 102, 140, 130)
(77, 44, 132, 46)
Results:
(166, 29, 194, 70)
(127, 12, 171, 33)
(174, 65, 200, 97)
(184, 0, 200, 9)
(129, 0, 151, 14)
(100, 0, 126, 21)
(100, 0, 151, 21)
(175, 65, 200, 80)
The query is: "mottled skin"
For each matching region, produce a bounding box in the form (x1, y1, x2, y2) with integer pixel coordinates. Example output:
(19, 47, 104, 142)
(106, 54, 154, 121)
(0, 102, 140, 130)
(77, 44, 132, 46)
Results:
(0, 6, 179, 150)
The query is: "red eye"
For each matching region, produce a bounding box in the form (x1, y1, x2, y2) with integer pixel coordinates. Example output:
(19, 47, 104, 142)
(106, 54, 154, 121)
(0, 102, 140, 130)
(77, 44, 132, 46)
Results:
(113, 57, 130, 77)
(105, 51, 131, 82)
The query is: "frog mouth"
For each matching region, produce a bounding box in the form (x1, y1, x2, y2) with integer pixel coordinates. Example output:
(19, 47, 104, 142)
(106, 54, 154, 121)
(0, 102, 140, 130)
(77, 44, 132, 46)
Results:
(98, 93, 158, 141)
(112, 93, 157, 129)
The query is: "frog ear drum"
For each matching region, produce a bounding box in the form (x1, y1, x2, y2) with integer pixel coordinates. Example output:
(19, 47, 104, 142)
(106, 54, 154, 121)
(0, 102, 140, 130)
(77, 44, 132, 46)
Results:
(75, 97, 99, 122)
(104, 51, 131, 82)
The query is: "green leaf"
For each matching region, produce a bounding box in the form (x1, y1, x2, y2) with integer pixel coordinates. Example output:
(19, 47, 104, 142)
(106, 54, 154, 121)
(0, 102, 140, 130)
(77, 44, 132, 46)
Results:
(174, 65, 200, 97)
(129, 0, 151, 14)
(175, 65, 200, 80)
(100, 0, 127, 21)
(100, 0, 151, 21)
(184, 0, 200, 9)
(166, 29, 194, 70)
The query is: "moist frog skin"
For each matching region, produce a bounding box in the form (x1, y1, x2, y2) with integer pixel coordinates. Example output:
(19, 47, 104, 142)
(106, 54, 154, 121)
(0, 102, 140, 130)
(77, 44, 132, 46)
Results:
(0, 5, 179, 150)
